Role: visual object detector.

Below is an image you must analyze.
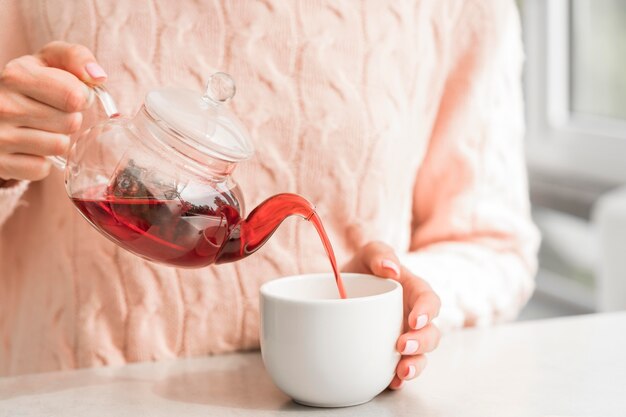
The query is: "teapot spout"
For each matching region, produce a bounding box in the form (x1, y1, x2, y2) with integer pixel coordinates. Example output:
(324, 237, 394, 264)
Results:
(215, 193, 315, 264)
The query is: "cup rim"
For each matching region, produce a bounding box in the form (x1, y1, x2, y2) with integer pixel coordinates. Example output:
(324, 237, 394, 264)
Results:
(260, 273, 401, 305)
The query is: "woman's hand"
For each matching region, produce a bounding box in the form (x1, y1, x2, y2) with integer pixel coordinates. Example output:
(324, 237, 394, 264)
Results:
(343, 241, 441, 389)
(0, 41, 107, 182)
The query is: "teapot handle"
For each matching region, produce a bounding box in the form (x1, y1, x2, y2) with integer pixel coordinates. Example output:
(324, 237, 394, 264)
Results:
(49, 85, 120, 170)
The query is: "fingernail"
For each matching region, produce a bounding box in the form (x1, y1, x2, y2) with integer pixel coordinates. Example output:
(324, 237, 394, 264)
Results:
(401, 340, 419, 355)
(85, 62, 107, 80)
(405, 365, 416, 380)
(414, 314, 428, 330)
(381, 259, 400, 277)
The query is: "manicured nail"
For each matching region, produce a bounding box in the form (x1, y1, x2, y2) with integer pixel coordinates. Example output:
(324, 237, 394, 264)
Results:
(405, 365, 416, 380)
(381, 259, 400, 277)
(401, 339, 419, 355)
(85, 62, 107, 80)
(414, 314, 428, 330)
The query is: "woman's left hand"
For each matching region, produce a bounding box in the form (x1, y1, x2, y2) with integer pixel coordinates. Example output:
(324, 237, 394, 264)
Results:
(343, 241, 441, 389)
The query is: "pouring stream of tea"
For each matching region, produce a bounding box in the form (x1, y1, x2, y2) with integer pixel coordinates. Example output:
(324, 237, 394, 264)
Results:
(307, 212, 347, 299)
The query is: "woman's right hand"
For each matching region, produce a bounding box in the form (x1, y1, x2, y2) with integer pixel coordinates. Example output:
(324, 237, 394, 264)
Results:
(0, 41, 107, 182)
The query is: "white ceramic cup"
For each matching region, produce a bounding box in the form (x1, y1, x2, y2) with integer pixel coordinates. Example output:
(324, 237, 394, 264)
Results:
(260, 273, 403, 408)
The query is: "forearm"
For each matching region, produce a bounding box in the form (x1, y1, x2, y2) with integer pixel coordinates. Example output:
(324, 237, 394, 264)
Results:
(404, 1, 540, 331)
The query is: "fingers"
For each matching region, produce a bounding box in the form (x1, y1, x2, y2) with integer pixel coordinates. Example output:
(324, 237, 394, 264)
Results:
(24, 99, 83, 133)
(37, 41, 107, 84)
(1, 55, 93, 113)
(0, 153, 51, 181)
(389, 294, 440, 390)
(0, 127, 70, 156)
(0, 41, 101, 183)
(389, 355, 428, 390)
(0, 92, 83, 133)
(397, 324, 441, 356)
(407, 289, 441, 330)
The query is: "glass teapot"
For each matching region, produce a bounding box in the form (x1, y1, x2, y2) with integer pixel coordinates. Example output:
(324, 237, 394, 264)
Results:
(52, 73, 315, 268)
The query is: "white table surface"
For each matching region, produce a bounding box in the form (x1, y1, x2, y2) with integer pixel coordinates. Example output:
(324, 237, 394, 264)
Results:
(1, 312, 625, 417)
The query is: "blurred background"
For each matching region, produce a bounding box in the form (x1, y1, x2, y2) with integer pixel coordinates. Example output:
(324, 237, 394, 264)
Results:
(517, 0, 626, 320)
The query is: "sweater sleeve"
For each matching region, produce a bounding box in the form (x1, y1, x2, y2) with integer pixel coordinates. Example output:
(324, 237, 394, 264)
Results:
(400, 0, 540, 331)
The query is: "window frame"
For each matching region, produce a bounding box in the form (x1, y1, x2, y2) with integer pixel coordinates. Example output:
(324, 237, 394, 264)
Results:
(523, 0, 626, 184)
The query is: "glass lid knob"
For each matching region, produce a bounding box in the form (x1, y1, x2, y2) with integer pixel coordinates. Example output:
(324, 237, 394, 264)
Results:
(203, 72, 236, 104)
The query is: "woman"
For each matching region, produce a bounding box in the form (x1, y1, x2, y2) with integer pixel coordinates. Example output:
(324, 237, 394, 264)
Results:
(0, 0, 539, 388)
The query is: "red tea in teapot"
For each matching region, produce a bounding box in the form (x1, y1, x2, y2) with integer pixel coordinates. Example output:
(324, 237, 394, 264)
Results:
(71, 163, 347, 298)
(72, 193, 235, 266)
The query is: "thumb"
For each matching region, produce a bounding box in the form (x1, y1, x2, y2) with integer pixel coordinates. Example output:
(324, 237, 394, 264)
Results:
(37, 41, 107, 85)
(359, 241, 402, 280)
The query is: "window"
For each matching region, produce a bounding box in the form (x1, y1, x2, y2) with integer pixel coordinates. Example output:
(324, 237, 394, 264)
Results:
(523, 0, 626, 184)
(570, 0, 626, 121)
(521, 0, 626, 313)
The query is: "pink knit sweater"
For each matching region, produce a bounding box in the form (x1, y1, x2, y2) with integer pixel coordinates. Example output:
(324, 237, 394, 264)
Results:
(0, 0, 539, 376)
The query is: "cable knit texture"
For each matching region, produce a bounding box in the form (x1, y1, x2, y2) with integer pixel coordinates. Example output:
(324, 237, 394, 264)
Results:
(0, 0, 539, 376)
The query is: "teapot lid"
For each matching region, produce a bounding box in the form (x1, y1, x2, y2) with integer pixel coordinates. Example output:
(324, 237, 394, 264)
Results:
(144, 72, 254, 163)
